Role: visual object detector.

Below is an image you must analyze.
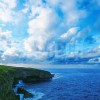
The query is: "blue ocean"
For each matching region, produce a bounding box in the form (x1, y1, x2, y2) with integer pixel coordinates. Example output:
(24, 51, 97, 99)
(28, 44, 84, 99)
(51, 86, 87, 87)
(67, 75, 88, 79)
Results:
(18, 65, 100, 100)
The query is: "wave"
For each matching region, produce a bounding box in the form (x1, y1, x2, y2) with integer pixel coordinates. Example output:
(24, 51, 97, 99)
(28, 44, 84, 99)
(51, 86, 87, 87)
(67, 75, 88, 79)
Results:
(52, 73, 63, 79)
(24, 90, 44, 100)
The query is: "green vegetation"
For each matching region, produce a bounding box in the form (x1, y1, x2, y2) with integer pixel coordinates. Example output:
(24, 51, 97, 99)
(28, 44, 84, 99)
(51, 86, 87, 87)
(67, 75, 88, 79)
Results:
(0, 65, 53, 100)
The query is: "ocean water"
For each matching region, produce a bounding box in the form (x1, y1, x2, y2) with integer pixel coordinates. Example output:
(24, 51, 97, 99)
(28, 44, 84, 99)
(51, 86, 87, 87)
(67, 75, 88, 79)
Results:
(19, 66, 100, 100)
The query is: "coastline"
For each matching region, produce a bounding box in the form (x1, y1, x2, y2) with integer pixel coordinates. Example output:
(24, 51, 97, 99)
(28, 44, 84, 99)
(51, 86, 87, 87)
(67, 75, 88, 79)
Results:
(0, 65, 54, 100)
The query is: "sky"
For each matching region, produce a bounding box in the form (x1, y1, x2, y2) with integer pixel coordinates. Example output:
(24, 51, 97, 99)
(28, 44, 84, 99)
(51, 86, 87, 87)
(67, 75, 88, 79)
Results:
(0, 0, 100, 64)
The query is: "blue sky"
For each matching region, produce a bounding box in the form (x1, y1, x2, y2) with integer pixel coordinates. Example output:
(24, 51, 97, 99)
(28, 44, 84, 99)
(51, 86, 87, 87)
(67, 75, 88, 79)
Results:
(0, 0, 100, 64)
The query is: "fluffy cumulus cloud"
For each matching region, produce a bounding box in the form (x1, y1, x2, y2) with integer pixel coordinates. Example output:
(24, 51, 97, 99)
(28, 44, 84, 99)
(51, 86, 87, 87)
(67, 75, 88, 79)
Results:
(23, 0, 87, 60)
(25, 7, 59, 52)
(0, 0, 100, 64)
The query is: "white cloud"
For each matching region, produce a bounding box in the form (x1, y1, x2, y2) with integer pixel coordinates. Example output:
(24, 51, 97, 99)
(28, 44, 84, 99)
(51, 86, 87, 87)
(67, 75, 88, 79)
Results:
(0, 28, 12, 50)
(2, 0, 16, 8)
(23, 0, 87, 60)
(1, 47, 19, 60)
(88, 57, 100, 63)
(24, 7, 59, 53)
(23, 0, 43, 18)
(27, 51, 48, 60)
(80, 46, 100, 58)
(0, 0, 98, 63)
(64, 46, 100, 59)
(47, 0, 87, 26)
(28, 8, 58, 35)
(60, 27, 79, 42)
(0, 0, 17, 22)
(0, 28, 12, 39)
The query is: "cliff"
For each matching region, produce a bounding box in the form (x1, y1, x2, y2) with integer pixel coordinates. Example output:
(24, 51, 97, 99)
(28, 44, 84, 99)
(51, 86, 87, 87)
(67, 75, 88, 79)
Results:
(0, 65, 54, 100)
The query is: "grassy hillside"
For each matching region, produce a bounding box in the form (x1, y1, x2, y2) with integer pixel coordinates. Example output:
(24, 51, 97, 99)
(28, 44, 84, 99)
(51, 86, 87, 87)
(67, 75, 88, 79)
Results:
(0, 65, 53, 100)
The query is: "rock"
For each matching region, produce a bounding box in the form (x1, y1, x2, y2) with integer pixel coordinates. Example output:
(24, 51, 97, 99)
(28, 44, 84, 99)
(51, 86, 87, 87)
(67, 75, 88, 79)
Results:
(17, 87, 34, 98)
(16, 95, 20, 100)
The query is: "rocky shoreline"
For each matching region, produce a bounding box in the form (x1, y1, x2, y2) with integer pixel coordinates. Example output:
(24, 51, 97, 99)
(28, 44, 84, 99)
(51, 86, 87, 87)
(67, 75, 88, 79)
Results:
(0, 65, 54, 100)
